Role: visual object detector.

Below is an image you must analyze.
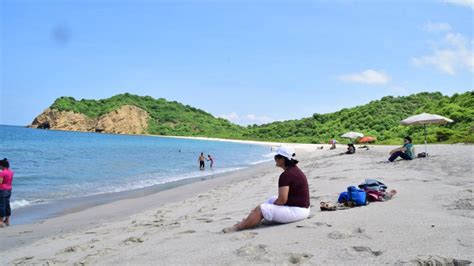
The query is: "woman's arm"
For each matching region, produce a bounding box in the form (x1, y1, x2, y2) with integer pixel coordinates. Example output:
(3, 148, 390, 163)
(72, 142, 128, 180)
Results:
(273, 186, 289, 206)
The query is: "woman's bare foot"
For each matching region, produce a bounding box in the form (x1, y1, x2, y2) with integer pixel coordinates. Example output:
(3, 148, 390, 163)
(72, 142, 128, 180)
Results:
(383, 189, 397, 200)
(222, 224, 239, 233)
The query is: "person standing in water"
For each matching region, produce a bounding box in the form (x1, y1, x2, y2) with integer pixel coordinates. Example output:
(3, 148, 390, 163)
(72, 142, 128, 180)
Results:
(198, 152, 206, 170)
(207, 154, 214, 169)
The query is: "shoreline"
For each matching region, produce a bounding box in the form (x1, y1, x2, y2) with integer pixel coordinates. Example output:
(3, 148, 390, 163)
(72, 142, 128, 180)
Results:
(0, 144, 319, 251)
(1, 144, 472, 264)
(11, 160, 273, 226)
(0, 160, 276, 251)
(8, 125, 474, 147)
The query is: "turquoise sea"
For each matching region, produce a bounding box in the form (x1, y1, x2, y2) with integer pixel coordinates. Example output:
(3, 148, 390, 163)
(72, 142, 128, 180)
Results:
(0, 125, 272, 223)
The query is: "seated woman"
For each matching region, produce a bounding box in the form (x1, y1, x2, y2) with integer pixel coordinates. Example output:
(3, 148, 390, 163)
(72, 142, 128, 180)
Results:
(387, 136, 415, 162)
(339, 144, 356, 155)
(223, 147, 310, 233)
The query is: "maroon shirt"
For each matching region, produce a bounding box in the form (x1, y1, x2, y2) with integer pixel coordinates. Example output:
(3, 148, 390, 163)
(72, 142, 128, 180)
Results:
(278, 166, 310, 208)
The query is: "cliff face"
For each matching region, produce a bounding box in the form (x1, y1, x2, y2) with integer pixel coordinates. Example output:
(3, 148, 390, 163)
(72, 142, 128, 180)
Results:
(29, 108, 96, 132)
(95, 105, 149, 134)
(29, 105, 149, 135)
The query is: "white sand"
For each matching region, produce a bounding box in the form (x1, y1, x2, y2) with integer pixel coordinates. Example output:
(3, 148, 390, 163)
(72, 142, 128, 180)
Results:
(1, 143, 473, 265)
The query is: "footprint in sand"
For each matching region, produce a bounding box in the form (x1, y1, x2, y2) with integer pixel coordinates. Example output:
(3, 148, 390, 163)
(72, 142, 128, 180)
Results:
(457, 238, 472, 248)
(79, 248, 118, 264)
(314, 222, 332, 227)
(39, 258, 68, 264)
(328, 231, 352, 239)
(353, 227, 371, 239)
(235, 244, 270, 262)
(288, 253, 313, 264)
(56, 245, 81, 255)
(413, 255, 471, 265)
(230, 231, 258, 241)
(352, 246, 383, 257)
(122, 237, 144, 245)
(196, 218, 213, 223)
(178, 230, 196, 235)
(328, 228, 370, 240)
(12, 256, 34, 264)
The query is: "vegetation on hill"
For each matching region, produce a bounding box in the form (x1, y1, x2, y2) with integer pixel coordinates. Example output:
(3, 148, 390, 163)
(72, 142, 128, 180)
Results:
(51, 93, 246, 138)
(50, 91, 473, 144)
(244, 91, 473, 144)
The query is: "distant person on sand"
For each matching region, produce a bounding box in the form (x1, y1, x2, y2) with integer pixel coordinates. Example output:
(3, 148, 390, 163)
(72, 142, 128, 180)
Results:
(207, 155, 214, 169)
(0, 158, 13, 227)
(198, 152, 206, 170)
(340, 144, 356, 155)
(223, 147, 310, 233)
(387, 136, 415, 162)
(330, 140, 337, 150)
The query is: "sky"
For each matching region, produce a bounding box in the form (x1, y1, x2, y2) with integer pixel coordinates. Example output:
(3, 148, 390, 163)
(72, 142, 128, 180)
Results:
(1, 0, 473, 126)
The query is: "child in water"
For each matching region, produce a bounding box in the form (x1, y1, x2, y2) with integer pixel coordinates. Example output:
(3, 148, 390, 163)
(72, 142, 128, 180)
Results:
(207, 155, 214, 168)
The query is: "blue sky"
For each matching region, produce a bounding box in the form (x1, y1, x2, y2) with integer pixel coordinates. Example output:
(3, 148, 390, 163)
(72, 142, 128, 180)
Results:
(1, 0, 473, 126)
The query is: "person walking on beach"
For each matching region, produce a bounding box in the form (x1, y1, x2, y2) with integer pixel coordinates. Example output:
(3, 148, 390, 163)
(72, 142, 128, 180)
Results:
(207, 154, 214, 169)
(198, 152, 206, 170)
(223, 147, 310, 233)
(387, 136, 415, 162)
(0, 158, 13, 227)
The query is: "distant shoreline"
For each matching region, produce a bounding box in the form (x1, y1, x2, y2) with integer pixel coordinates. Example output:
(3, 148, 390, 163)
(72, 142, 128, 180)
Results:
(4, 125, 471, 146)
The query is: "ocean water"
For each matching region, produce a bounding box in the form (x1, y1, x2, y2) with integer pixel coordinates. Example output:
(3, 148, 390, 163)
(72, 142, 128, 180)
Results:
(0, 125, 272, 213)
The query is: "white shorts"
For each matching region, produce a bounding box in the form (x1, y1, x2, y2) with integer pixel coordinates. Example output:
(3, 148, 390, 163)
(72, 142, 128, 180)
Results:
(260, 196, 310, 224)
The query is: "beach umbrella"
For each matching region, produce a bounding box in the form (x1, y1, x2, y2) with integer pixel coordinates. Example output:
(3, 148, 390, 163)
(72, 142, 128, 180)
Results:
(341, 131, 364, 140)
(359, 136, 376, 143)
(400, 113, 453, 154)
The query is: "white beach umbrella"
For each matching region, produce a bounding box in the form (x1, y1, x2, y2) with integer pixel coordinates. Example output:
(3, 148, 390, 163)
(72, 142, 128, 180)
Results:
(400, 113, 454, 154)
(341, 131, 364, 141)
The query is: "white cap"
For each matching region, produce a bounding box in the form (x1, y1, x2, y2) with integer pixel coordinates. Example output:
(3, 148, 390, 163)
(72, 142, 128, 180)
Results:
(275, 146, 296, 161)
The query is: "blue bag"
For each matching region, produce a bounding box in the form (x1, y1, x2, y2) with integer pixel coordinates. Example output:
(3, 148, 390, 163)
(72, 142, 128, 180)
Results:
(337, 186, 368, 206)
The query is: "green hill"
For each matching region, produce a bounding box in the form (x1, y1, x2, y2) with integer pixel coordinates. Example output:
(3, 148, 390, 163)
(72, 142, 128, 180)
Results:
(50, 93, 246, 138)
(244, 91, 474, 144)
(49, 91, 473, 144)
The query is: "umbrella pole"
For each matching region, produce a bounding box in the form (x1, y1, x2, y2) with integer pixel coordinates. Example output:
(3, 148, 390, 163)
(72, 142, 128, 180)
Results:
(424, 124, 427, 155)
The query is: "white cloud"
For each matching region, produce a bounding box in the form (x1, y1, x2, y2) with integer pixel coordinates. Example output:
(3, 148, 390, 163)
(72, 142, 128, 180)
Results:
(412, 32, 474, 75)
(444, 0, 474, 9)
(338, 69, 391, 85)
(422, 21, 452, 33)
(219, 112, 274, 126)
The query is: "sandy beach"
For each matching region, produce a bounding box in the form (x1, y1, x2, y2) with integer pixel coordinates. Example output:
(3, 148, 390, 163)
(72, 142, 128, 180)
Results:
(1, 143, 473, 265)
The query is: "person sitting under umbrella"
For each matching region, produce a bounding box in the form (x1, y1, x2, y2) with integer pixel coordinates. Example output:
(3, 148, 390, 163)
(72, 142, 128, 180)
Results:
(387, 136, 415, 162)
(339, 144, 356, 155)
